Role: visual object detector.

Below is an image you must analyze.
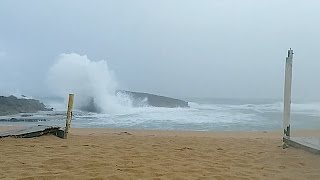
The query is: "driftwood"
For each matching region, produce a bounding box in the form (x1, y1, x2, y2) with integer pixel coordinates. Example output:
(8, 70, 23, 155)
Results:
(0, 125, 64, 138)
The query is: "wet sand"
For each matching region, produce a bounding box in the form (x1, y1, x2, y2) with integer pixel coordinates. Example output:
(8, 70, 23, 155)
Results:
(1, 127, 320, 179)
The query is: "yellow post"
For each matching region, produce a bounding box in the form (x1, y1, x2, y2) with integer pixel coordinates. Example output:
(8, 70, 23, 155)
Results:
(64, 94, 74, 139)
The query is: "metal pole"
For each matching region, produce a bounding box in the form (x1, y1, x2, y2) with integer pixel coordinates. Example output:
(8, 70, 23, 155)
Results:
(283, 49, 294, 144)
(64, 94, 74, 139)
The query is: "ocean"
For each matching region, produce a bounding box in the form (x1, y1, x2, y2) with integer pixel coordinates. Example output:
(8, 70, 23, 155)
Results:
(1, 98, 319, 131)
(5, 53, 311, 131)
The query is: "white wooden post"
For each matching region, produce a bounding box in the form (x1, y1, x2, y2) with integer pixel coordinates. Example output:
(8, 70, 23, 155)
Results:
(283, 49, 294, 142)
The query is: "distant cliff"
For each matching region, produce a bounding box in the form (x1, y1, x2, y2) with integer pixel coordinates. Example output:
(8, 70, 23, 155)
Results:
(79, 91, 189, 113)
(0, 95, 52, 116)
(117, 90, 189, 108)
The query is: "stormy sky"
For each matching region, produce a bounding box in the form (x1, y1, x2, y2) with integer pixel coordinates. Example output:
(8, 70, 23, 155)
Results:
(0, 0, 319, 100)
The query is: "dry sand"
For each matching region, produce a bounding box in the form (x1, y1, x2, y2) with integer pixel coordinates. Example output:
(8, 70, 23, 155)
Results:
(1, 127, 320, 180)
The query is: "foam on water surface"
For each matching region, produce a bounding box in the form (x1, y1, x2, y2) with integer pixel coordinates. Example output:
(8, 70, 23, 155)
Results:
(1, 100, 320, 131)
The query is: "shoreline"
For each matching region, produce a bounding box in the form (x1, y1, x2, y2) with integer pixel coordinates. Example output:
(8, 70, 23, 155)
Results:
(1, 126, 320, 138)
(1, 126, 320, 179)
(71, 128, 320, 139)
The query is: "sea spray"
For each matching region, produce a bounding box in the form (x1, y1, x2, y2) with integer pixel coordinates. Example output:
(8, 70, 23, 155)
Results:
(47, 53, 132, 114)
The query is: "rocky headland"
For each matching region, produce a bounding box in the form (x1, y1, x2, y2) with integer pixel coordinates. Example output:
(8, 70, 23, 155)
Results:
(117, 90, 189, 108)
(0, 95, 52, 116)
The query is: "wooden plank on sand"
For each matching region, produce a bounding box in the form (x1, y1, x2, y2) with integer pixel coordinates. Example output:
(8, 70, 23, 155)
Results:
(0, 125, 62, 138)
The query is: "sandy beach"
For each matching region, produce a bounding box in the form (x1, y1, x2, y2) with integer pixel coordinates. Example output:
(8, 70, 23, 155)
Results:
(1, 127, 320, 180)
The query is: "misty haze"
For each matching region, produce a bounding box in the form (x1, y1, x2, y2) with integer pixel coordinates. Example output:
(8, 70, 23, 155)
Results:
(1, 1, 320, 179)
(0, 0, 319, 128)
(0, 1, 319, 100)
(1, 0, 319, 128)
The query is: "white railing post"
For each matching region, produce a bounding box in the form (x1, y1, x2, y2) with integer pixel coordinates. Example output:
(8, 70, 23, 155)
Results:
(283, 49, 294, 143)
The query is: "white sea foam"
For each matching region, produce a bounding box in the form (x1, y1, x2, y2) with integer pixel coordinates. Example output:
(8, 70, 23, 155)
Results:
(80, 101, 320, 127)
(43, 53, 320, 130)
(47, 53, 132, 114)
(5, 96, 320, 130)
(189, 101, 320, 115)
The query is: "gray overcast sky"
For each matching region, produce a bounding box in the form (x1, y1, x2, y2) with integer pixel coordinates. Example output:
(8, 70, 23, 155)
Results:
(0, 0, 319, 100)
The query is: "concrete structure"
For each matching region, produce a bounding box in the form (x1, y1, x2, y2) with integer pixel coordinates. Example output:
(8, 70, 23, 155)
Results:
(282, 49, 320, 155)
(283, 137, 320, 155)
(283, 48, 293, 140)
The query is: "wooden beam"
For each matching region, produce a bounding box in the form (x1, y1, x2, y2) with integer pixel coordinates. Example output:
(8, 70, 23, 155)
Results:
(0, 126, 61, 138)
(64, 94, 74, 139)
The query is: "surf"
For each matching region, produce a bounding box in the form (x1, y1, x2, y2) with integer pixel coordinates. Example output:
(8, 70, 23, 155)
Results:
(47, 53, 132, 114)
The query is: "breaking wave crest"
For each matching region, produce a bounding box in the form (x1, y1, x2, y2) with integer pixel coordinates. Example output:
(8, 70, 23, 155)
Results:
(47, 53, 132, 114)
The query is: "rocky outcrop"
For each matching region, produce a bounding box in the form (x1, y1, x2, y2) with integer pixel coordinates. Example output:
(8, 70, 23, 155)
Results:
(79, 91, 189, 113)
(117, 90, 189, 108)
(79, 98, 100, 113)
(0, 95, 52, 116)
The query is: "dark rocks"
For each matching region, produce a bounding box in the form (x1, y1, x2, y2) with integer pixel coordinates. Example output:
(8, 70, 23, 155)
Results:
(79, 90, 190, 113)
(0, 95, 52, 116)
(79, 97, 101, 113)
(0, 118, 47, 122)
(117, 90, 189, 108)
